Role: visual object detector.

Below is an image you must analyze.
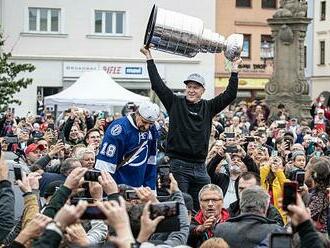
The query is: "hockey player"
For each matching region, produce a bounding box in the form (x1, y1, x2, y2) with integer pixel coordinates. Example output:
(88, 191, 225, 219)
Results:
(95, 101, 160, 190)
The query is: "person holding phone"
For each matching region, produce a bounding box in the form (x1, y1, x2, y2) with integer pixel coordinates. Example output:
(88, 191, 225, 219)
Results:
(188, 184, 230, 248)
(286, 150, 306, 181)
(260, 156, 288, 224)
(287, 194, 324, 248)
(141, 47, 242, 210)
(307, 160, 330, 234)
(214, 187, 285, 248)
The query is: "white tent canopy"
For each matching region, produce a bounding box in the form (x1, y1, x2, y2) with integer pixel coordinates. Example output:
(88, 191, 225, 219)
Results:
(44, 70, 150, 111)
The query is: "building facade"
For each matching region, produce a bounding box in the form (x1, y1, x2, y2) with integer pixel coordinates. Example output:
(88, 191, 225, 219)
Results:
(0, 0, 216, 116)
(310, 0, 330, 100)
(304, 0, 314, 91)
(215, 0, 280, 101)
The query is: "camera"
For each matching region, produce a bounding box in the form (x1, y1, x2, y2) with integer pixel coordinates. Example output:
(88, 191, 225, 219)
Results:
(270, 233, 292, 248)
(84, 170, 101, 182)
(124, 190, 139, 200)
(225, 145, 238, 153)
(282, 182, 297, 211)
(81, 205, 107, 220)
(149, 201, 179, 219)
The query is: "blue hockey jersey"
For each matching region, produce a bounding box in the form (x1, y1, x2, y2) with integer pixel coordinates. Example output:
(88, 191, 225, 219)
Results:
(95, 114, 159, 189)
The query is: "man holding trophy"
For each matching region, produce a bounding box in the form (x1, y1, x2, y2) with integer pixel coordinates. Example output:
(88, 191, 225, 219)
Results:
(141, 5, 243, 210)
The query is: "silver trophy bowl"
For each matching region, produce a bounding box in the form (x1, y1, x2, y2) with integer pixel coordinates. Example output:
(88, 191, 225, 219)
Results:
(144, 5, 243, 61)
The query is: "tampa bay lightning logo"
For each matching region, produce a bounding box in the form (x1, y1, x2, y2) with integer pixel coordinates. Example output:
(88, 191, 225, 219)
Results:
(123, 140, 149, 167)
(111, 124, 122, 136)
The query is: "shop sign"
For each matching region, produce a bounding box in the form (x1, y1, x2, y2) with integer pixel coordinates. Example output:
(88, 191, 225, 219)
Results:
(63, 62, 164, 78)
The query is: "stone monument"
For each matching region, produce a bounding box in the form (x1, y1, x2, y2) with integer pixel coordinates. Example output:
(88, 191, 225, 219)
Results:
(265, 0, 312, 121)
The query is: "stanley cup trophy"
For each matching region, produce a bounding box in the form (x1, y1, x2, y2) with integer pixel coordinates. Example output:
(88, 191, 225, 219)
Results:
(144, 5, 243, 61)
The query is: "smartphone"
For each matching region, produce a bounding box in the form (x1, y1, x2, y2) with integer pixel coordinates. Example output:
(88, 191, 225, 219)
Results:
(225, 132, 235, 139)
(80, 205, 107, 220)
(158, 165, 171, 189)
(98, 112, 105, 119)
(282, 182, 298, 211)
(14, 166, 22, 181)
(225, 145, 238, 153)
(271, 150, 278, 157)
(149, 201, 179, 219)
(70, 197, 95, 205)
(124, 190, 139, 200)
(284, 139, 292, 149)
(277, 122, 286, 129)
(84, 170, 101, 182)
(245, 136, 255, 142)
(270, 233, 292, 248)
(295, 171, 305, 187)
(4, 136, 18, 144)
(315, 151, 321, 158)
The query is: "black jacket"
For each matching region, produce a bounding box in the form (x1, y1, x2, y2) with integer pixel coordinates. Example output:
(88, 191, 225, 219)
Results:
(206, 154, 259, 197)
(42, 185, 71, 218)
(147, 60, 238, 162)
(214, 213, 284, 248)
(0, 180, 15, 242)
(297, 220, 324, 248)
(32, 229, 62, 248)
(227, 200, 284, 226)
(150, 191, 189, 246)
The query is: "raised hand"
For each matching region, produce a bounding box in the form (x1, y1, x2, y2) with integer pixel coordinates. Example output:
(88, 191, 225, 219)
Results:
(54, 200, 88, 229)
(98, 171, 118, 195)
(140, 47, 153, 60)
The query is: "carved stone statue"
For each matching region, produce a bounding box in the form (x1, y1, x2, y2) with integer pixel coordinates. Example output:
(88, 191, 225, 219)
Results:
(265, 0, 312, 121)
(275, 0, 308, 18)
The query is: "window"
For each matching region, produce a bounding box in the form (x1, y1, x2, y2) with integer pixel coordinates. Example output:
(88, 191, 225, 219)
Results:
(241, 34, 251, 58)
(260, 35, 274, 59)
(320, 41, 325, 65)
(321, 1, 326, 21)
(28, 8, 60, 32)
(236, 0, 251, 7)
(94, 10, 125, 35)
(262, 0, 276, 9)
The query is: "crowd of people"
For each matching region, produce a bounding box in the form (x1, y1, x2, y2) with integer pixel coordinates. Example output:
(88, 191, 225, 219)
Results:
(0, 51, 329, 248)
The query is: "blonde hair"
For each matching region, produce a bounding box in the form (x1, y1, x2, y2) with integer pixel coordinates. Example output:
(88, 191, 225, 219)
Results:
(200, 238, 229, 248)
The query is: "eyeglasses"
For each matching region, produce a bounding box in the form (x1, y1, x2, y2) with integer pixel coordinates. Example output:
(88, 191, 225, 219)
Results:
(201, 198, 223, 203)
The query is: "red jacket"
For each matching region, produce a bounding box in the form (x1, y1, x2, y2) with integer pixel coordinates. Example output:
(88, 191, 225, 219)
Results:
(194, 208, 230, 238)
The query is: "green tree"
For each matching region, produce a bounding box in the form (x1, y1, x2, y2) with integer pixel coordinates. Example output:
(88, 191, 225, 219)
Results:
(0, 32, 35, 112)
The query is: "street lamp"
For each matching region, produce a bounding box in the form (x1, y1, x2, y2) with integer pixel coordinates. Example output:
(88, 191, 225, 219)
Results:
(260, 41, 273, 66)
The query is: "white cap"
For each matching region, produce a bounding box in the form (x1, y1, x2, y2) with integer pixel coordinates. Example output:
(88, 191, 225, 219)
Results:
(137, 102, 160, 122)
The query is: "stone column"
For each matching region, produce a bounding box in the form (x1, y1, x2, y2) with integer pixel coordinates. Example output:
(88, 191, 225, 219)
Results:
(265, 0, 312, 121)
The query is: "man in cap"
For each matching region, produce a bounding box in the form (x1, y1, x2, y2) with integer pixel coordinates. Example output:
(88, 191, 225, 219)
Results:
(25, 143, 45, 166)
(141, 47, 242, 209)
(95, 101, 160, 189)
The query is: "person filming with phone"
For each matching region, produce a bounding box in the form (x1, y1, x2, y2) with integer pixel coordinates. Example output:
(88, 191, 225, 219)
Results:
(188, 184, 230, 247)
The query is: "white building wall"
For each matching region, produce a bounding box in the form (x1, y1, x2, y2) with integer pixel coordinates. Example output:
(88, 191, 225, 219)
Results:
(305, 0, 314, 81)
(311, 0, 330, 100)
(1, 0, 216, 116)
